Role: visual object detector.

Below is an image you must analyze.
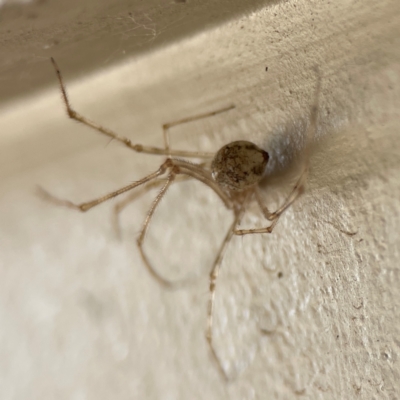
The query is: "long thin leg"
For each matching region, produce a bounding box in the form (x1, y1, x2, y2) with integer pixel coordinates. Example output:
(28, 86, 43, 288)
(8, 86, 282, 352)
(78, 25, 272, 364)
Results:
(162, 104, 235, 155)
(234, 154, 307, 236)
(171, 158, 233, 209)
(206, 205, 246, 381)
(136, 171, 179, 287)
(268, 169, 307, 217)
(255, 167, 307, 218)
(253, 187, 276, 221)
(113, 175, 192, 238)
(134, 162, 234, 288)
(234, 218, 279, 236)
(51, 58, 233, 159)
(38, 161, 170, 212)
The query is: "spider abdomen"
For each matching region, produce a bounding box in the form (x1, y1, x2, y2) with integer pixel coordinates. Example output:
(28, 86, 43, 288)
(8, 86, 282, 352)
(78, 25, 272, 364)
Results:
(211, 140, 269, 191)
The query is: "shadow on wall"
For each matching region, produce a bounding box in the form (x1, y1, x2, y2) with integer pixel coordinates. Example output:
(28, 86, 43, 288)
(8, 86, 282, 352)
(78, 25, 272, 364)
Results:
(261, 115, 399, 197)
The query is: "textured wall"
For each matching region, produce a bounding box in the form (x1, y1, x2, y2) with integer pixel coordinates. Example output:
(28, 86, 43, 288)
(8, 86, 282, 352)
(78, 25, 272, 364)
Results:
(1, 0, 400, 399)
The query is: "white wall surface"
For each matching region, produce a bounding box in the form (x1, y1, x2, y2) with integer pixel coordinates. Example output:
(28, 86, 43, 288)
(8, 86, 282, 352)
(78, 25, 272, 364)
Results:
(1, 0, 400, 399)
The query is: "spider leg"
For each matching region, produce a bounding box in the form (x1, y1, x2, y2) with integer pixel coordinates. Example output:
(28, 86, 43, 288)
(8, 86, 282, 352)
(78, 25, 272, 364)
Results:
(206, 208, 245, 381)
(38, 161, 170, 212)
(253, 187, 275, 221)
(162, 104, 235, 157)
(234, 168, 307, 236)
(165, 158, 234, 209)
(135, 160, 233, 287)
(51, 58, 233, 159)
(113, 175, 192, 239)
(136, 170, 180, 287)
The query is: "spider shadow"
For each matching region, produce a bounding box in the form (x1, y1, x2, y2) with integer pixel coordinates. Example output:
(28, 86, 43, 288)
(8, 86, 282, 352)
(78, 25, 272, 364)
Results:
(259, 116, 311, 192)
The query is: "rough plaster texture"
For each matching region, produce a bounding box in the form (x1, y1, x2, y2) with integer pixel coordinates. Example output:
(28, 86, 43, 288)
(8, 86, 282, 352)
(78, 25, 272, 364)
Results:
(1, 0, 400, 399)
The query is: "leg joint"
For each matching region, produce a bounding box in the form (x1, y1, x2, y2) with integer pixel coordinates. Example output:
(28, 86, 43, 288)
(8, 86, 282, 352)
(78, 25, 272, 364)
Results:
(67, 109, 77, 119)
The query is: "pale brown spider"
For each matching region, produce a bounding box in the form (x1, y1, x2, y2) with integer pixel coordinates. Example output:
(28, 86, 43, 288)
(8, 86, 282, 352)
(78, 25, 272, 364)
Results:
(40, 58, 320, 380)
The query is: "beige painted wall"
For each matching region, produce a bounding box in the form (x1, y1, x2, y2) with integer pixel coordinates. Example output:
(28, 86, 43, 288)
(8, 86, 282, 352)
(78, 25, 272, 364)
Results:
(1, 0, 400, 399)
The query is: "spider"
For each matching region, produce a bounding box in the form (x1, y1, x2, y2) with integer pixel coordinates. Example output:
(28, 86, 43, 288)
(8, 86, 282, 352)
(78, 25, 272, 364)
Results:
(40, 58, 320, 380)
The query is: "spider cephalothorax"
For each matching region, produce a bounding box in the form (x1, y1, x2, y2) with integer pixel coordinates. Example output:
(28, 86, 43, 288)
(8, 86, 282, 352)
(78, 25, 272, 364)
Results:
(211, 140, 269, 191)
